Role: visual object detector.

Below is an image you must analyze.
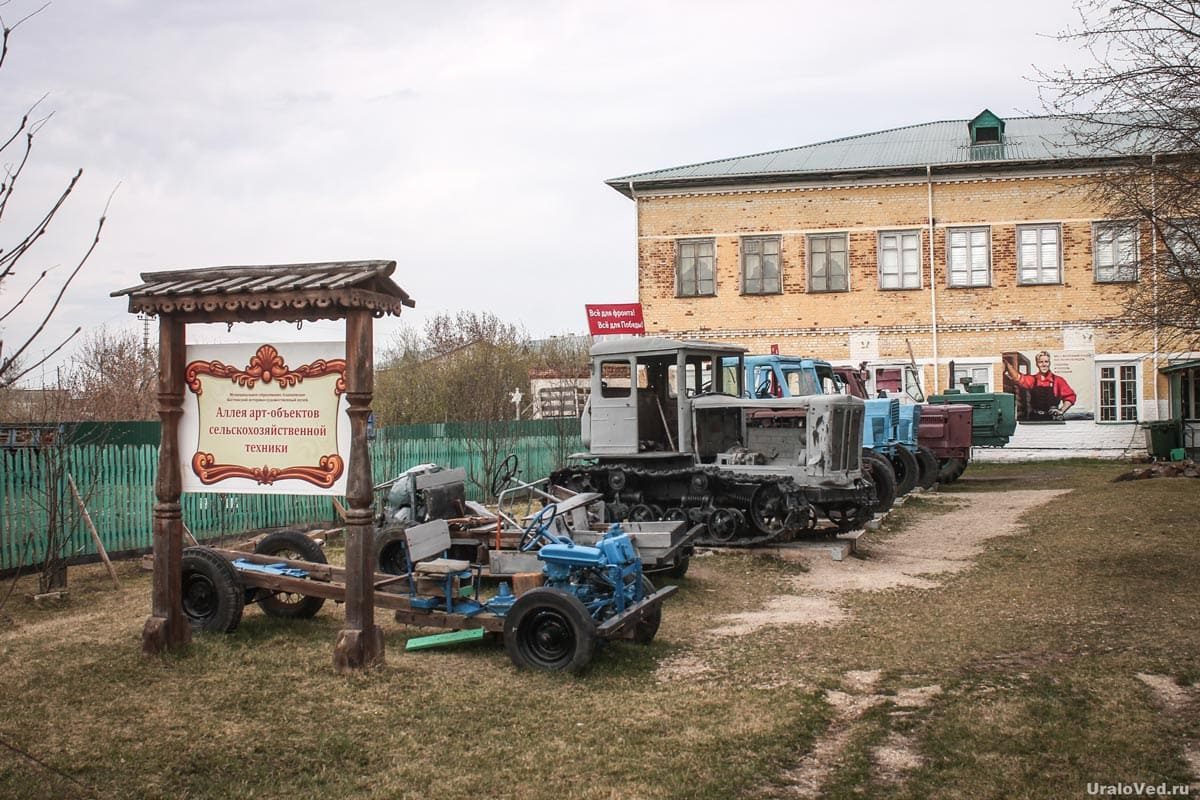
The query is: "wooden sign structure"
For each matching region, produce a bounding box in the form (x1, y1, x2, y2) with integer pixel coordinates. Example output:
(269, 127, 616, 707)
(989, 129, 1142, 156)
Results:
(112, 261, 414, 673)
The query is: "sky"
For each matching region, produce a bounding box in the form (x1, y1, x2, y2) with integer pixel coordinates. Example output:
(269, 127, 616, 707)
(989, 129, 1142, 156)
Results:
(0, 0, 1095, 385)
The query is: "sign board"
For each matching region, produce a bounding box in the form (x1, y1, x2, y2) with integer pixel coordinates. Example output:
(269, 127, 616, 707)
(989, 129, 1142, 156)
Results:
(179, 341, 350, 494)
(585, 303, 645, 335)
(1001, 349, 1095, 423)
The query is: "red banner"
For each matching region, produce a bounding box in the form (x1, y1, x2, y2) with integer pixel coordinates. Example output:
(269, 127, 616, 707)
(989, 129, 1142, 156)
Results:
(585, 303, 645, 335)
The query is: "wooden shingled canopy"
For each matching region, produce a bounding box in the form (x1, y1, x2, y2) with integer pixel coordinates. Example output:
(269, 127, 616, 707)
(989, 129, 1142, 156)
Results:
(112, 260, 414, 673)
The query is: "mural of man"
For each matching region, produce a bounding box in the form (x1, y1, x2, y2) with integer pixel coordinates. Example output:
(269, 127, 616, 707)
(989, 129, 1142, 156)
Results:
(1004, 350, 1076, 421)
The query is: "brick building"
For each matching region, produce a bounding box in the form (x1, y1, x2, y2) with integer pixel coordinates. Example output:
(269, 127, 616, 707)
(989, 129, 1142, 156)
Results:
(606, 110, 1200, 458)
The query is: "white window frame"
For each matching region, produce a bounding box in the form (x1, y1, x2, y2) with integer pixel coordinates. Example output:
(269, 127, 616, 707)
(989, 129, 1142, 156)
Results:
(1097, 361, 1140, 423)
(807, 232, 849, 293)
(741, 235, 782, 295)
(950, 362, 993, 392)
(878, 230, 922, 290)
(947, 227, 991, 288)
(676, 238, 716, 297)
(1093, 221, 1139, 283)
(1016, 223, 1063, 285)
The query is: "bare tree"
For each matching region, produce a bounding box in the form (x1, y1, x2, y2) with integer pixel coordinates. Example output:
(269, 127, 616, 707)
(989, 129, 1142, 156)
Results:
(0, 4, 107, 388)
(375, 311, 533, 497)
(60, 326, 157, 421)
(1039, 0, 1200, 353)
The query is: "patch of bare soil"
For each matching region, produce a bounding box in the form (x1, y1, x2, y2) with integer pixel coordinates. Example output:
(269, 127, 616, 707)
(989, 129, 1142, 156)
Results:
(1136, 673, 1200, 790)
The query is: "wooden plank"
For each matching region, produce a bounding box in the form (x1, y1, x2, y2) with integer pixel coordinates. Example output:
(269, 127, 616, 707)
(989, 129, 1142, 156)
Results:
(67, 473, 121, 590)
(403, 519, 452, 563)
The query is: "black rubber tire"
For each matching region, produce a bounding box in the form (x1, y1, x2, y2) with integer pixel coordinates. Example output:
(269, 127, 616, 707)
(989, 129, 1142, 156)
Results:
(181, 547, 245, 633)
(633, 576, 661, 645)
(889, 443, 919, 496)
(253, 530, 327, 620)
(915, 446, 939, 489)
(938, 456, 968, 483)
(374, 523, 411, 576)
(862, 449, 897, 513)
(665, 555, 690, 579)
(504, 587, 597, 672)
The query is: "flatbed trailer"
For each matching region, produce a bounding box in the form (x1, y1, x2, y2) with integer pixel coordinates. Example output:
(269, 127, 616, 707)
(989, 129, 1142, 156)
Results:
(183, 515, 677, 672)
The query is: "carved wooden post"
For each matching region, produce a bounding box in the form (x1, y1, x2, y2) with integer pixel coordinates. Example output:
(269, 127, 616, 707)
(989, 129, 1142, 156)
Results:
(333, 308, 384, 672)
(142, 316, 192, 654)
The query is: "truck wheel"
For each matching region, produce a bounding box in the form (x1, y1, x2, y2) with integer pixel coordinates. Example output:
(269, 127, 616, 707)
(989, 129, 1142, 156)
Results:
(181, 547, 245, 633)
(374, 524, 411, 576)
(633, 576, 662, 645)
(862, 450, 896, 512)
(889, 444, 919, 496)
(938, 457, 968, 483)
(504, 588, 597, 673)
(253, 531, 327, 620)
(915, 446, 940, 490)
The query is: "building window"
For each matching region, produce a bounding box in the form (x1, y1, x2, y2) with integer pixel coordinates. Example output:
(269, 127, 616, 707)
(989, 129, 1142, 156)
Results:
(878, 230, 921, 290)
(1098, 363, 1139, 422)
(741, 236, 781, 295)
(1017, 224, 1062, 285)
(951, 363, 991, 392)
(808, 233, 848, 293)
(1164, 220, 1200, 280)
(947, 227, 990, 287)
(1094, 222, 1139, 283)
(676, 238, 715, 297)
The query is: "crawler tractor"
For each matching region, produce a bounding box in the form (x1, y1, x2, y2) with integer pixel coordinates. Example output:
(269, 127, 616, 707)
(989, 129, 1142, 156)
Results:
(551, 338, 874, 546)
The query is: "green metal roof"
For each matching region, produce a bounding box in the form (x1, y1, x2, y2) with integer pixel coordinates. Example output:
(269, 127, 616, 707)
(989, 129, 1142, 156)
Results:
(1160, 359, 1200, 374)
(607, 111, 1156, 197)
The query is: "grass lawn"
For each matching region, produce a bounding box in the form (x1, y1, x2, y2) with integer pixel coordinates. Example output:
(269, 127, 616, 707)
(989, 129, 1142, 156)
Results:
(0, 460, 1196, 799)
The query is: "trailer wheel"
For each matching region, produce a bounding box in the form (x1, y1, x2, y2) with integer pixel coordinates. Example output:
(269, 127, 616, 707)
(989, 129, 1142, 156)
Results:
(862, 450, 897, 512)
(665, 555, 690, 579)
(938, 456, 968, 483)
(374, 524, 411, 576)
(181, 547, 244, 633)
(889, 444, 919, 496)
(504, 588, 596, 672)
(633, 576, 662, 645)
(253, 531, 327, 619)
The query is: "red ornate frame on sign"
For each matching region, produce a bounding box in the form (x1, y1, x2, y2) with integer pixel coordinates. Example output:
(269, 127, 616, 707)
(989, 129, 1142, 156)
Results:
(185, 344, 346, 487)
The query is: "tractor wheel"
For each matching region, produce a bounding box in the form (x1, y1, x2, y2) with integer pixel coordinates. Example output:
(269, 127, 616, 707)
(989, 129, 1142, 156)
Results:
(504, 588, 597, 673)
(889, 444, 920, 496)
(861, 449, 897, 513)
(253, 531, 327, 620)
(938, 456, 968, 483)
(374, 523, 411, 576)
(181, 547, 244, 633)
(915, 446, 940, 490)
(633, 576, 661, 645)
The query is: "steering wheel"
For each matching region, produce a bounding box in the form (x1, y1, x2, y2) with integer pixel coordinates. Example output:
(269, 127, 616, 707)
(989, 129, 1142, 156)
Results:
(519, 503, 558, 552)
(490, 453, 519, 497)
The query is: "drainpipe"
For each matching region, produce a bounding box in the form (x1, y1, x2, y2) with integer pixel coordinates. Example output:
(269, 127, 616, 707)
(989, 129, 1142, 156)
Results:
(1151, 154, 1159, 416)
(926, 165, 939, 390)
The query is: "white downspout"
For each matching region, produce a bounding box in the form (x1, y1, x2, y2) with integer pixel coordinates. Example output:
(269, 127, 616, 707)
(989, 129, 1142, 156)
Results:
(927, 165, 939, 390)
(1151, 154, 1159, 417)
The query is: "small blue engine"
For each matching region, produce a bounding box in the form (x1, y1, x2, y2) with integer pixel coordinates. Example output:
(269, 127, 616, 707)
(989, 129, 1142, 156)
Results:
(518, 508, 647, 623)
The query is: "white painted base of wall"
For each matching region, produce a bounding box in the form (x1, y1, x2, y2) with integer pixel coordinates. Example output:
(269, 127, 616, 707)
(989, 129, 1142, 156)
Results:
(972, 419, 1148, 462)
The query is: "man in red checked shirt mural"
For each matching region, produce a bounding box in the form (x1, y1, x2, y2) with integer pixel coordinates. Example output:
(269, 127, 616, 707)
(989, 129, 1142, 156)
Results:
(1004, 350, 1077, 421)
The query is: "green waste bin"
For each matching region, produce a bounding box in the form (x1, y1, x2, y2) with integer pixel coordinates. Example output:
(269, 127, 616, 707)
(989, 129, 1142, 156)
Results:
(1143, 420, 1181, 459)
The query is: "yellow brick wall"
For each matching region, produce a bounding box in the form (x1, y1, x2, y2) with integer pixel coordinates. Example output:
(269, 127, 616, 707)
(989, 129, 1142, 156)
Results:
(635, 174, 1155, 364)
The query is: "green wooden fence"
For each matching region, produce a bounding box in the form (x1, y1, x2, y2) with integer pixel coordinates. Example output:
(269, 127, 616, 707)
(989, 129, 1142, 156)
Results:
(0, 419, 581, 572)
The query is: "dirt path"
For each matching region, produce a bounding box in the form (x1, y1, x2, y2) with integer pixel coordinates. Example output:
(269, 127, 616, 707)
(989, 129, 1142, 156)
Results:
(713, 488, 1069, 634)
(658, 487, 1070, 798)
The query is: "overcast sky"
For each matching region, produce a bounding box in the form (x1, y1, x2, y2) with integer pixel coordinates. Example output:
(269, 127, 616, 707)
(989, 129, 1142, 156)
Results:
(1, 0, 1093, 384)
